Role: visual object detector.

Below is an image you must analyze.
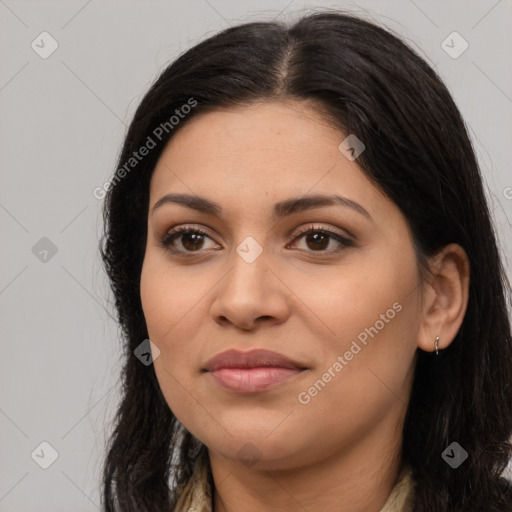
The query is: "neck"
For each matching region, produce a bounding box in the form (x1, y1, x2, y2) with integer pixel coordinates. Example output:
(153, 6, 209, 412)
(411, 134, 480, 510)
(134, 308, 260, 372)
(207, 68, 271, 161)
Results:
(209, 410, 406, 512)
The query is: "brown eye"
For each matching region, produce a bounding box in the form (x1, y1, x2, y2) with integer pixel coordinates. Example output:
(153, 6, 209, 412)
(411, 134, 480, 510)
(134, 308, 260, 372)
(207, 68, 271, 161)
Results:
(180, 232, 206, 251)
(304, 231, 330, 251)
(290, 226, 354, 254)
(159, 226, 218, 254)
(159, 224, 353, 257)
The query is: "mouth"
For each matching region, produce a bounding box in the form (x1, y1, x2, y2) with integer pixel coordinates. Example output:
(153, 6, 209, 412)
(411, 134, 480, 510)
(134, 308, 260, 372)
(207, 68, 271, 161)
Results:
(208, 367, 306, 393)
(203, 348, 308, 394)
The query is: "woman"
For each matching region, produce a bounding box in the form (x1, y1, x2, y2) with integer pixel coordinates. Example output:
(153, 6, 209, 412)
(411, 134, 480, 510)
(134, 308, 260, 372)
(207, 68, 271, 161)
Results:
(99, 10, 512, 511)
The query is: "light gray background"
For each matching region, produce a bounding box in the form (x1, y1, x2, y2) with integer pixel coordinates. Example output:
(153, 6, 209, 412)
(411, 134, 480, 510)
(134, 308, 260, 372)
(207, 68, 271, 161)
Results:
(1, 1, 511, 510)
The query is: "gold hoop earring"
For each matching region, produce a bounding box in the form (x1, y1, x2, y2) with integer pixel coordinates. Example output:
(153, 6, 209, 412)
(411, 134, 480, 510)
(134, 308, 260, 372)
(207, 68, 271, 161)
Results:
(434, 336, 440, 356)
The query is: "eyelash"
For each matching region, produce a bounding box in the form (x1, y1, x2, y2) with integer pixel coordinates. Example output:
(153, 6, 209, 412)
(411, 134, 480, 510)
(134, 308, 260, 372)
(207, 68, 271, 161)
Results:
(158, 224, 354, 257)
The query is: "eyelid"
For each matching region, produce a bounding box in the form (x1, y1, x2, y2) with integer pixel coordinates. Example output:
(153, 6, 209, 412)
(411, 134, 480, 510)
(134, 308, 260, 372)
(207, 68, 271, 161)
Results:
(159, 222, 354, 256)
(291, 223, 353, 242)
(159, 224, 216, 248)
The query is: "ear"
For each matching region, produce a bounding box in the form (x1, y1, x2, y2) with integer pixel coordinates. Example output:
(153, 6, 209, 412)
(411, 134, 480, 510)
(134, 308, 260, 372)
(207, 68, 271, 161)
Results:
(417, 243, 470, 353)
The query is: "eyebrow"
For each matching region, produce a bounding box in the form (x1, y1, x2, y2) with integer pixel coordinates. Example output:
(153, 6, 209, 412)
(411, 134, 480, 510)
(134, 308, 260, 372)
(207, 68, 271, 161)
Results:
(151, 193, 373, 222)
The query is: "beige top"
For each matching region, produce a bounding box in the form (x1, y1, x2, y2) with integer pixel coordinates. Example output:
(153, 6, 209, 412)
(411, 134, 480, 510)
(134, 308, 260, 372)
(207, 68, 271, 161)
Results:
(174, 448, 415, 512)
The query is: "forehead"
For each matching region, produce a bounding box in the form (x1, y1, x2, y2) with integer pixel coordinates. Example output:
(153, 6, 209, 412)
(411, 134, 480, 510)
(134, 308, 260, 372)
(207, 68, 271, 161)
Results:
(159, 99, 340, 154)
(148, 100, 387, 221)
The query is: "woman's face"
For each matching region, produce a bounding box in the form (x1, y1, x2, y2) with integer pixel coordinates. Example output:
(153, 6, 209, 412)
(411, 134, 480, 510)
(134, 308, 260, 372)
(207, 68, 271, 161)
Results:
(140, 100, 423, 471)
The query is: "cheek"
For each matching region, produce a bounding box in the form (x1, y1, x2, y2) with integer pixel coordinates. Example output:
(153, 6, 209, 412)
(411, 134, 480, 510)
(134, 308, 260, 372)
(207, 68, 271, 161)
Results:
(289, 254, 416, 350)
(140, 256, 206, 424)
(291, 299, 418, 463)
(292, 248, 420, 403)
(140, 255, 196, 383)
(140, 252, 207, 339)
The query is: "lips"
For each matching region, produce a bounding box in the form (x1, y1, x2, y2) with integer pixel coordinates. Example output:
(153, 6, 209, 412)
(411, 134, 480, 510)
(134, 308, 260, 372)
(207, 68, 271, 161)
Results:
(203, 349, 308, 393)
(203, 348, 306, 372)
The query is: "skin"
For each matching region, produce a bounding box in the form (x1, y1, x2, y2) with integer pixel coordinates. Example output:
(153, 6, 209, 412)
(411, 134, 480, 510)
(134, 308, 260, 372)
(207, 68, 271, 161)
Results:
(140, 100, 470, 512)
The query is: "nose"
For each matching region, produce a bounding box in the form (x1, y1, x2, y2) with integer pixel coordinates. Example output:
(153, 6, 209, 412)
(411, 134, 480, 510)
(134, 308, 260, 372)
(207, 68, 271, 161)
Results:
(209, 244, 291, 331)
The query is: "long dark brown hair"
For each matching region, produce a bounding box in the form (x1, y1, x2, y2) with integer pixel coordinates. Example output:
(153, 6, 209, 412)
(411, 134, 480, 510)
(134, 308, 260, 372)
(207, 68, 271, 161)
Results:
(99, 10, 512, 511)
